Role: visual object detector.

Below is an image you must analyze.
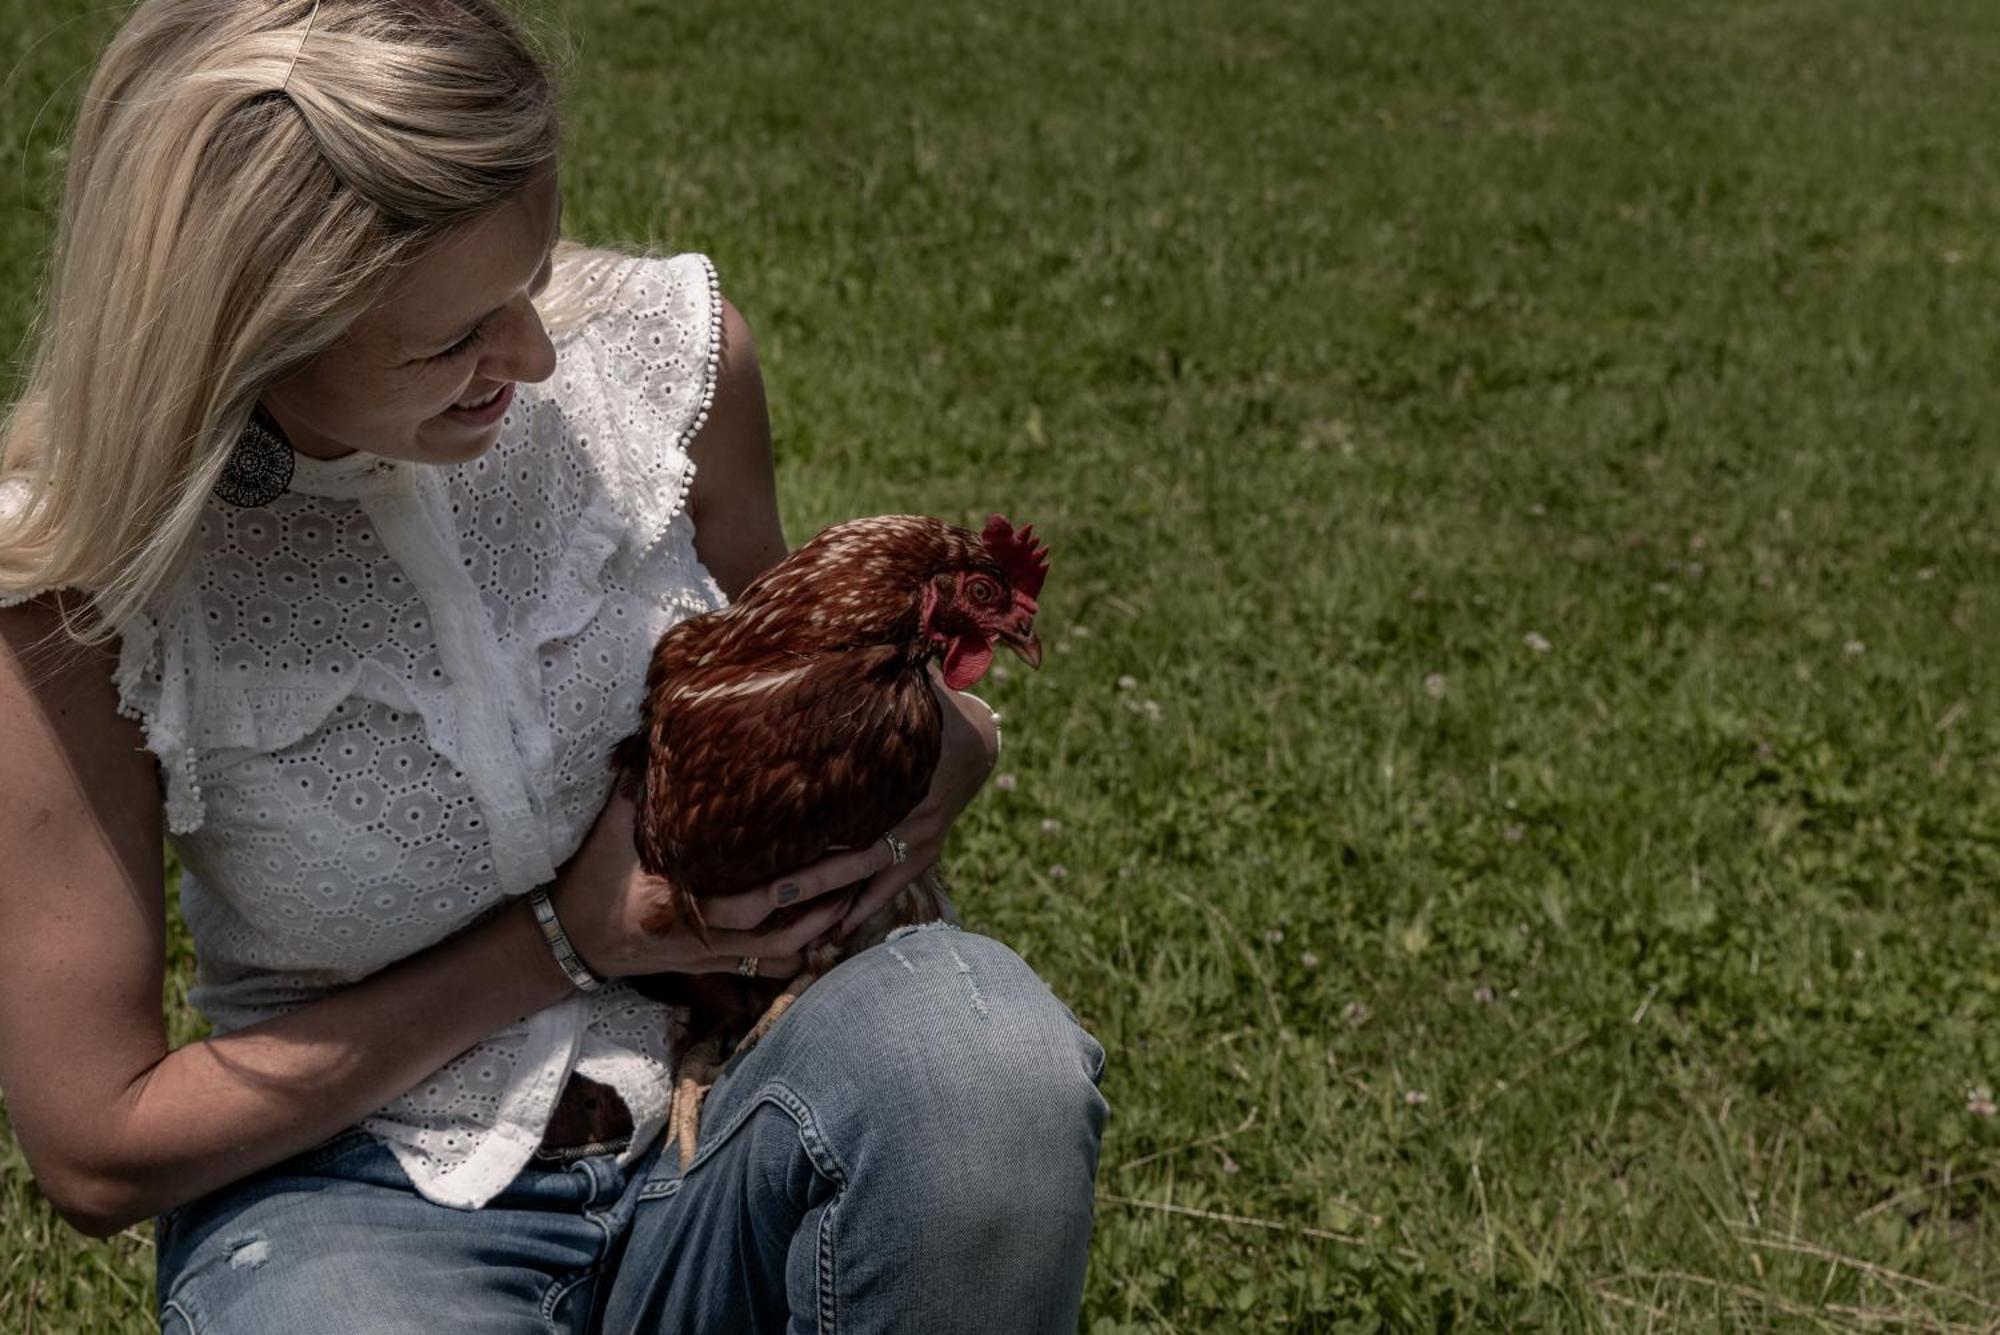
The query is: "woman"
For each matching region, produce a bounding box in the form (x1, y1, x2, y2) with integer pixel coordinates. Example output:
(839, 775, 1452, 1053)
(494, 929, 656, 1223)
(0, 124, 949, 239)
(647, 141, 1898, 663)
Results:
(0, 2, 1107, 1330)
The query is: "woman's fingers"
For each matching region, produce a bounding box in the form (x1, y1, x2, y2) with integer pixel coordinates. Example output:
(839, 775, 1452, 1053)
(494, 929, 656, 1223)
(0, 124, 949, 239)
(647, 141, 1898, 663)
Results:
(697, 837, 906, 932)
(686, 950, 808, 979)
(838, 850, 934, 936)
(766, 840, 898, 909)
(696, 887, 785, 933)
(698, 891, 852, 960)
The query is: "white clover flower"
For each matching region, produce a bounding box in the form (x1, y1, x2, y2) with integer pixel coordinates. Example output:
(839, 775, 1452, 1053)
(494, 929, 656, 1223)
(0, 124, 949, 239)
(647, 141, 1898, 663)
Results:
(1423, 673, 1447, 700)
(1524, 631, 1552, 654)
(1969, 1087, 1996, 1118)
(994, 773, 1018, 792)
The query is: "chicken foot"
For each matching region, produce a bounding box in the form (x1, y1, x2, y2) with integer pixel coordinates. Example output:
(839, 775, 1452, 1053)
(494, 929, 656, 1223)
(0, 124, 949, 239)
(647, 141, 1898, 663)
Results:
(667, 969, 820, 1171)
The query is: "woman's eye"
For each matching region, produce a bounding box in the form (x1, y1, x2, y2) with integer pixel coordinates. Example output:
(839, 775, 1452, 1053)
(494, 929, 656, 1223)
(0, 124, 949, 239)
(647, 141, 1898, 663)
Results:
(426, 324, 486, 365)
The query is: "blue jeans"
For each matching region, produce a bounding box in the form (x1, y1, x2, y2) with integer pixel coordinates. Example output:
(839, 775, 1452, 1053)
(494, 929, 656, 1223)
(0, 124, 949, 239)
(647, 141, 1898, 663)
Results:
(154, 926, 1108, 1333)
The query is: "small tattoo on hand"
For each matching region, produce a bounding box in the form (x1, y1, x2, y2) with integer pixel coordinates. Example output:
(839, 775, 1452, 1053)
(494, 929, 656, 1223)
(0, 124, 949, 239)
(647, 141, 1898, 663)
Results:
(776, 883, 800, 904)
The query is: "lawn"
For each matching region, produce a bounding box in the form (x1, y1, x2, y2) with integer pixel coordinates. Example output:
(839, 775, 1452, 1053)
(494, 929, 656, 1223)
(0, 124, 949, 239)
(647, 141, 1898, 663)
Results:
(3, 0, 1999, 1329)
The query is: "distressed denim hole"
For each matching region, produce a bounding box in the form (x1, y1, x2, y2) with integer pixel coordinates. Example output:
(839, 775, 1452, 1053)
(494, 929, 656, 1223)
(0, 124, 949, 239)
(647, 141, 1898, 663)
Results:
(225, 1234, 272, 1270)
(883, 920, 959, 944)
(946, 944, 991, 1015)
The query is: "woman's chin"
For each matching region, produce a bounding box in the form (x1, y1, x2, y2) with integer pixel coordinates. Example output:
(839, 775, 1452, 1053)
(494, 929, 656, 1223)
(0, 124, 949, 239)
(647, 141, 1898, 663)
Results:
(420, 419, 504, 464)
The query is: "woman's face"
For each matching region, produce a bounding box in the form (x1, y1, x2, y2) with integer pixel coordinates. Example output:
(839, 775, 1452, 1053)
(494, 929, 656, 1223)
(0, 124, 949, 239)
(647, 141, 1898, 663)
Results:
(261, 165, 564, 466)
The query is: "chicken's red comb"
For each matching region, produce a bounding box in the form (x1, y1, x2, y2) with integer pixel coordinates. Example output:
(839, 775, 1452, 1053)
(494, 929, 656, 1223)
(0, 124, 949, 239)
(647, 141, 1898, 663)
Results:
(981, 514, 1050, 599)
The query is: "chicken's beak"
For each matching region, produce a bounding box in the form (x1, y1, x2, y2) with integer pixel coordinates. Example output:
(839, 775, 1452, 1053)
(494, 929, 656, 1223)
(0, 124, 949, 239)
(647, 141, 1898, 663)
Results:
(999, 628, 1043, 669)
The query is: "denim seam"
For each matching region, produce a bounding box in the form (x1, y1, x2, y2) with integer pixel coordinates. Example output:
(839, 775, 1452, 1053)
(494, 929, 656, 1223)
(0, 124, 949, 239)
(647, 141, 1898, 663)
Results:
(816, 1190, 842, 1334)
(541, 1268, 595, 1329)
(635, 1079, 847, 1201)
(537, 1157, 621, 1324)
(665, 1079, 848, 1329)
(161, 1297, 199, 1334)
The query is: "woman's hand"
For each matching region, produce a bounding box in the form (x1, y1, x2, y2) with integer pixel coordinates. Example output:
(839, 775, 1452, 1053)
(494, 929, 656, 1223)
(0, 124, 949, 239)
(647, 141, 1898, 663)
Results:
(548, 678, 999, 981)
(762, 677, 1003, 939)
(546, 789, 854, 981)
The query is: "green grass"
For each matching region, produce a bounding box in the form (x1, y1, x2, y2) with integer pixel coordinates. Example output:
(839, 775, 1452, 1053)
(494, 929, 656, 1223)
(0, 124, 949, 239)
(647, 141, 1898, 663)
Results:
(6, 0, 2000, 1328)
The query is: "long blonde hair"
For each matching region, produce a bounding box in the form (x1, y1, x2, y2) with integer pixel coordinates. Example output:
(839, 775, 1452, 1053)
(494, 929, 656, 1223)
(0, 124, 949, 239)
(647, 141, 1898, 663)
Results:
(1, 0, 614, 645)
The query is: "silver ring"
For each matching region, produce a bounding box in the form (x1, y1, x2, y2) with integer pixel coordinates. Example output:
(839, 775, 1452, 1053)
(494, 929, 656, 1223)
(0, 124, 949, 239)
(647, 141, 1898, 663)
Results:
(882, 830, 909, 865)
(737, 955, 758, 978)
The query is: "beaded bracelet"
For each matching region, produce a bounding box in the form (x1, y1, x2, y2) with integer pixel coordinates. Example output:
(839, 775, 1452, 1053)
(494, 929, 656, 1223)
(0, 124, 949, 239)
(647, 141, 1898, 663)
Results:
(527, 886, 603, 993)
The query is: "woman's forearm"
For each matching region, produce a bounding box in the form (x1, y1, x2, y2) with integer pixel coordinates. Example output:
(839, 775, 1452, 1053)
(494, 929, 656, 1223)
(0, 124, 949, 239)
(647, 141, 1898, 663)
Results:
(66, 693, 994, 1236)
(70, 896, 573, 1235)
(929, 670, 1002, 772)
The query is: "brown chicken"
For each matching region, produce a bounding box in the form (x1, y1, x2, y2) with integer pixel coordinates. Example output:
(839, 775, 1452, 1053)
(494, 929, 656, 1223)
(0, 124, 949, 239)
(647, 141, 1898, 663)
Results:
(609, 513, 1049, 1167)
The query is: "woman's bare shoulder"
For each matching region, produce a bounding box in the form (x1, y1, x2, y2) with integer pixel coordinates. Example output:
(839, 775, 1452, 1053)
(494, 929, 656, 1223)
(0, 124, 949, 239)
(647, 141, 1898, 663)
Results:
(0, 592, 160, 845)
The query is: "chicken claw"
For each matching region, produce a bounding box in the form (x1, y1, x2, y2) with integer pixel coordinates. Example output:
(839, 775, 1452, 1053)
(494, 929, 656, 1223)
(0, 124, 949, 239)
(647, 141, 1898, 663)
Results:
(667, 971, 819, 1170)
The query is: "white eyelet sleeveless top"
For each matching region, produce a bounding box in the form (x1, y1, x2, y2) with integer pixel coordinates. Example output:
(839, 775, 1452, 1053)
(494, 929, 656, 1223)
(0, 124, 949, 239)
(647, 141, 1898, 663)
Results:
(3, 252, 728, 1209)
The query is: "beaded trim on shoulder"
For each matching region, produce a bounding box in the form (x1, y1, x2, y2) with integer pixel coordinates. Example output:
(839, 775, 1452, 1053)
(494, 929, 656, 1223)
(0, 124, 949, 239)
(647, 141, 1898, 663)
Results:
(630, 252, 722, 568)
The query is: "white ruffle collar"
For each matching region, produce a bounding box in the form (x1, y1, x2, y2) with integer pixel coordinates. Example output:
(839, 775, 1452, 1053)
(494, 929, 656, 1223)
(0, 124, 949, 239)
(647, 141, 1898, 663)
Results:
(286, 446, 420, 500)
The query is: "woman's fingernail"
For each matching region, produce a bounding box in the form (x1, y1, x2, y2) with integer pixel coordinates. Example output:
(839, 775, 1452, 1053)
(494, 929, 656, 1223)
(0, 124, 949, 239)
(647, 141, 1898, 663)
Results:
(776, 883, 800, 904)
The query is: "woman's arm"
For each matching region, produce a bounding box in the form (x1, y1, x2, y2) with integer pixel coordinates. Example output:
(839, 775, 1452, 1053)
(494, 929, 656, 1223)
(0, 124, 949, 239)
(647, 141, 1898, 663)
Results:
(0, 592, 842, 1238)
(0, 593, 580, 1236)
(677, 297, 1001, 933)
(687, 297, 787, 600)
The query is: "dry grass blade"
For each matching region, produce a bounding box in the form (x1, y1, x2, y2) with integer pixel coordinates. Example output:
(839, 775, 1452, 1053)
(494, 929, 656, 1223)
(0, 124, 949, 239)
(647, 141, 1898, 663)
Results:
(1095, 1189, 1417, 1257)
(1852, 1169, 2000, 1226)
(1115, 1105, 1261, 1174)
(1729, 1227, 2000, 1317)
(1594, 1285, 1673, 1323)
(1596, 1271, 1991, 1334)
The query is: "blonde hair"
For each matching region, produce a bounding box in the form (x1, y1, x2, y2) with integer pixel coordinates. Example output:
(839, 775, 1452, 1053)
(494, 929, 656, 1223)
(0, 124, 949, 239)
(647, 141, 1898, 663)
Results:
(0, 0, 618, 645)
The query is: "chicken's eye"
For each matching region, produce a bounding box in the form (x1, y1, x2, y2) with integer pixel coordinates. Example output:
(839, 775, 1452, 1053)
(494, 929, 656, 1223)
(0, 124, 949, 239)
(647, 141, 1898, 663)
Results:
(967, 576, 1001, 604)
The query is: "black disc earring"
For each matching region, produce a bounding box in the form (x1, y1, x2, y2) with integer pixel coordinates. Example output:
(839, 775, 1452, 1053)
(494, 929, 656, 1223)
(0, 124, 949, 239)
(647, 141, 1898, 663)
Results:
(214, 403, 296, 508)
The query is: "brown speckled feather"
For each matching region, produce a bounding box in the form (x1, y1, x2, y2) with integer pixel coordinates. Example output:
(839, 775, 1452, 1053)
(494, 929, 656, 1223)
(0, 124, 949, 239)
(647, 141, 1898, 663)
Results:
(609, 516, 994, 1031)
(637, 637, 940, 904)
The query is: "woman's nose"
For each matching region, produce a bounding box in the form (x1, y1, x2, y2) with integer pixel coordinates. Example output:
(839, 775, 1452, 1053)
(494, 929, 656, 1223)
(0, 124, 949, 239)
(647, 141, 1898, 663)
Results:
(480, 295, 557, 385)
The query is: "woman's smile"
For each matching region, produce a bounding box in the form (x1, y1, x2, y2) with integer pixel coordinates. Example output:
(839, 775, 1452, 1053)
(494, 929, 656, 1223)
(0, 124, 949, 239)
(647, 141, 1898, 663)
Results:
(441, 381, 514, 427)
